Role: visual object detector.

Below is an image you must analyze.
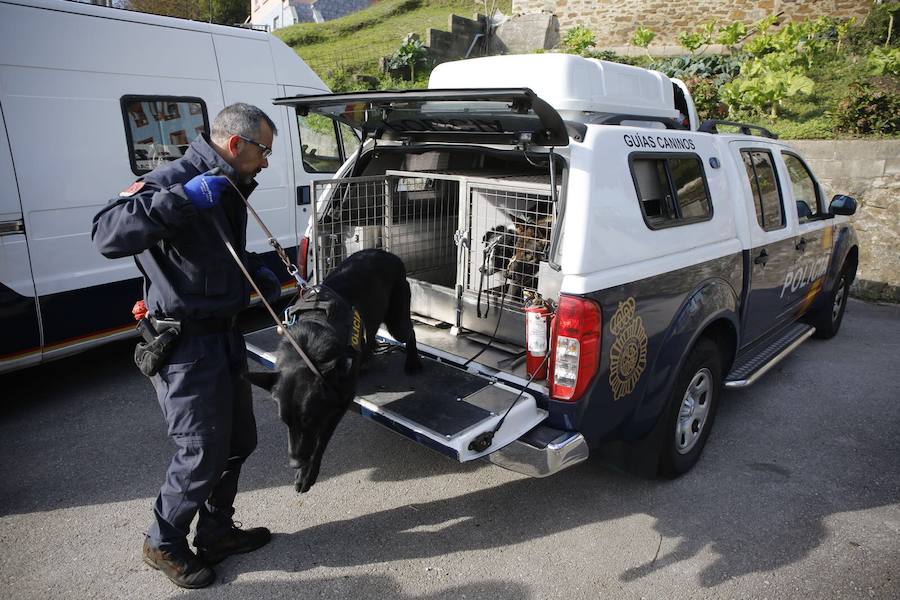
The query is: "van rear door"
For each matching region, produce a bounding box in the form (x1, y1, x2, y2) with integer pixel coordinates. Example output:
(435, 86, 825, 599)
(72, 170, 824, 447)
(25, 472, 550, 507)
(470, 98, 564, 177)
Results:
(0, 101, 41, 373)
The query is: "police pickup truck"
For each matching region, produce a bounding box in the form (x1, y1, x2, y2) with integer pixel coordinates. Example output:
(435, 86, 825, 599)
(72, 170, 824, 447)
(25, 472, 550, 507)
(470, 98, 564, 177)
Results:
(246, 54, 859, 478)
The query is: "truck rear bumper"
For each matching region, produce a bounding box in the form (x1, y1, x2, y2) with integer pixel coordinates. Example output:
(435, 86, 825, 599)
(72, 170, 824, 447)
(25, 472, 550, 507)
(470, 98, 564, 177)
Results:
(486, 428, 589, 478)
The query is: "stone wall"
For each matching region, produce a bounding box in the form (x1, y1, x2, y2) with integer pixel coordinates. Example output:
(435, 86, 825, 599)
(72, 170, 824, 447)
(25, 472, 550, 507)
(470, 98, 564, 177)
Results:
(510, 0, 871, 46)
(426, 13, 559, 64)
(787, 140, 900, 302)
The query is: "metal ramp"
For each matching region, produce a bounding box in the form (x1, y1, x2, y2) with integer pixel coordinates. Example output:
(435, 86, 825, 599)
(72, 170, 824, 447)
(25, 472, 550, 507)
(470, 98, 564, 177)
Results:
(244, 326, 548, 462)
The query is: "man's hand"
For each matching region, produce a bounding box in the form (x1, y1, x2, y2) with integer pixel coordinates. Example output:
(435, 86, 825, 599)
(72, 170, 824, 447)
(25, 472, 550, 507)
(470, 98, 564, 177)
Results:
(254, 266, 281, 305)
(183, 172, 230, 210)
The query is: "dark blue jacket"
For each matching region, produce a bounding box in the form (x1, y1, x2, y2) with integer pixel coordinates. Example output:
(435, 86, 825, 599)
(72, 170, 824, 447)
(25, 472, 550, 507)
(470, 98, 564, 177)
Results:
(92, 135, 264, 320)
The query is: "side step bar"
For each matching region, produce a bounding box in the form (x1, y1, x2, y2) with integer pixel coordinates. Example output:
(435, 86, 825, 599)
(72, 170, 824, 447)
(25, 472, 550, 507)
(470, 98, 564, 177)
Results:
(725, 323, 816, 389)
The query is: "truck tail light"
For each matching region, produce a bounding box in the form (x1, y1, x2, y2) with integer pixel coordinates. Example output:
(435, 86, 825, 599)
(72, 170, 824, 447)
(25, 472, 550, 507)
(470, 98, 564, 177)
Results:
(297, 236, 310, 281)
(549, 295, 602, 401)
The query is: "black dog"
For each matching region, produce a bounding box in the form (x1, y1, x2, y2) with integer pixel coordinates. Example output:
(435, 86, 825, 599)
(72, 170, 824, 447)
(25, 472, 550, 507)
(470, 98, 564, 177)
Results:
(247, 249, 422, 493)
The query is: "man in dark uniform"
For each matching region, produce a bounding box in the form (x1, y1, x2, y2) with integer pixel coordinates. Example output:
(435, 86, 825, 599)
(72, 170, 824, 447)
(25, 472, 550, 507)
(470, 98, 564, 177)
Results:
(92, 103, 282, 589)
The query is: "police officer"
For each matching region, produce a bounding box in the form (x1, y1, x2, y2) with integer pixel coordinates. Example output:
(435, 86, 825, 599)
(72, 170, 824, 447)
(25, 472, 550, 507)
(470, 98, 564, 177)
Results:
(92, 103, 282, 589)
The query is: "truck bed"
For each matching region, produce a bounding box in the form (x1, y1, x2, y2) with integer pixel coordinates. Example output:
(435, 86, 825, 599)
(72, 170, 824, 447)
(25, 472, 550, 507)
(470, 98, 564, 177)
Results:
(245, 318, 539, 385)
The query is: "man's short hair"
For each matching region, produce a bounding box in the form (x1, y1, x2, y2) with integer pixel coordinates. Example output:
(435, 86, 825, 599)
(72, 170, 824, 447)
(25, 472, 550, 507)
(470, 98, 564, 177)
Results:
(211, 103, 278, 144)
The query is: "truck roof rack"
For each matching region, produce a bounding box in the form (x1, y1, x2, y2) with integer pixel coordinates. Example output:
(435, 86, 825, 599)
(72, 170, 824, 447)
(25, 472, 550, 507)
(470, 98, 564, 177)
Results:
(586, 113, 687, 130)
(699, 119, 778, 139)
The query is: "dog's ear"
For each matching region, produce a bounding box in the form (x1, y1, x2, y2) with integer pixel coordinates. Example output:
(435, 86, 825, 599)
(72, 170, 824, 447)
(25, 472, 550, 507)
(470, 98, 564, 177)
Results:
(245, 371, 278, 392)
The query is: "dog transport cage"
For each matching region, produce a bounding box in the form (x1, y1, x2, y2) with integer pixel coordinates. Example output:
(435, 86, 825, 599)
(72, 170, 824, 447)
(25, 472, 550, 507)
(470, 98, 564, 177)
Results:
(310, 170, 558, 344)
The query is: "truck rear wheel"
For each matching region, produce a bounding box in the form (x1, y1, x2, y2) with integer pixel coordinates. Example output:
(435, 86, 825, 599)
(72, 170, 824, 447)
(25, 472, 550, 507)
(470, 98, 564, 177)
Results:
(811, 265, 850, 340)
(659, 339, 722, 478)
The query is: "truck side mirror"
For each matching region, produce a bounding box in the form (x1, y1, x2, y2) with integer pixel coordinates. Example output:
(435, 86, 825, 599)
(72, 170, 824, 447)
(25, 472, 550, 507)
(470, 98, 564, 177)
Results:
(829, 194, 857, 216)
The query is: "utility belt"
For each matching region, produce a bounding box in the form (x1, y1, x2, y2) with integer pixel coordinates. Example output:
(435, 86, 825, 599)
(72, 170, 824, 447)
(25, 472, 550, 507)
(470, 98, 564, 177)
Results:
(134, 315, 236, 377)
(150, 316, 237, 336)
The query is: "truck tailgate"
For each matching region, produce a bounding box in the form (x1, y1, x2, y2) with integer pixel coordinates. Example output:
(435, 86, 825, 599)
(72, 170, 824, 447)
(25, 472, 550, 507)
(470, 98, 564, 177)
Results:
(244, 325, 548, 462)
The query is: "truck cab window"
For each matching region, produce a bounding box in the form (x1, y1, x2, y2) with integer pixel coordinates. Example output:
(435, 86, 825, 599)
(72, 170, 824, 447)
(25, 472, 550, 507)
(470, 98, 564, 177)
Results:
(121, 96, 208, 175)
(298, 114, 348, 173)
(782, 153, 821, 221)
(631, 155, 711, 229)
(741, 150, 785, 231)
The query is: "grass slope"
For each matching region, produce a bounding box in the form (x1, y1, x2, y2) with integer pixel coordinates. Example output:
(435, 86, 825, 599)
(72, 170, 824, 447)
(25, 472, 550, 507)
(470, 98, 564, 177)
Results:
(276, 0, 511, 79)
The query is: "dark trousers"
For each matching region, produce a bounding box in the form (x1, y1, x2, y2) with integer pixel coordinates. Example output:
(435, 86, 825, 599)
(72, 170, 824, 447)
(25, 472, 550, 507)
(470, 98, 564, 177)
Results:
(147, 327, 257, 550)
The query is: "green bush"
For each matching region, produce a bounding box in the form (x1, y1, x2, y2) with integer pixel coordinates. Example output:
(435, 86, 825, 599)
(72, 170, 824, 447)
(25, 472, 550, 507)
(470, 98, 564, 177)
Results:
(632, 26, 655, 54)
(678, 21, 716, 54)
(652, 54, 742, 86)
(585, 49, 646, 66)
(867, 46, 900, 76)
(847, 1, 900, 51)
(684, 76, 728, 121)
(834, 77, 900, 135)
(386, 34, 432, 80)
(717, 21, 747, 51)
(721, 59, 815, 118)
(562, 25, 596, 56)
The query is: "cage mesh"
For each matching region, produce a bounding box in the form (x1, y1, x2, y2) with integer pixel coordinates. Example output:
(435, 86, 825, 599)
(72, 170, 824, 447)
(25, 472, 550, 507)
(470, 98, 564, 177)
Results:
(311, 173, 554, 314)
(466, 185, 555, 312)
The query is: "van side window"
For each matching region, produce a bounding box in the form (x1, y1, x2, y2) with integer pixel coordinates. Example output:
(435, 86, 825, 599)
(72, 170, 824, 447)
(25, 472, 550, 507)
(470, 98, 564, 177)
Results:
(782, 152, 822, 221)
(298, 114, 346, 173)
(741, 150, 785, 231)
(120, 96, 208, 175)
(630, 155, 712, 229)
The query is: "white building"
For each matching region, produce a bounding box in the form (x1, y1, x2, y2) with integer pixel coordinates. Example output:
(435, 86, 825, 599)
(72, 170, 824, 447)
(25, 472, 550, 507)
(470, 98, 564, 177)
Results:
(250, 0, 374, 32)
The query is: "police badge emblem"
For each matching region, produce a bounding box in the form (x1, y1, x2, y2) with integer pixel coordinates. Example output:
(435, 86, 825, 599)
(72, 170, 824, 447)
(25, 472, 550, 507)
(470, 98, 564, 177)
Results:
(608, 297, 648, 401)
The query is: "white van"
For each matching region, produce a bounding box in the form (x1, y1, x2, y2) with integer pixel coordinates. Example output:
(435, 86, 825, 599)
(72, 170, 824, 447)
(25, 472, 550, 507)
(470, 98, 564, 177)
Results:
(0, 0, 359, 373)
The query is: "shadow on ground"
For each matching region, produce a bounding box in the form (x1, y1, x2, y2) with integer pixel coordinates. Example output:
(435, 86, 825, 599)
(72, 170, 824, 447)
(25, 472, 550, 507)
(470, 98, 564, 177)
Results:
(1, 300, 898, 589)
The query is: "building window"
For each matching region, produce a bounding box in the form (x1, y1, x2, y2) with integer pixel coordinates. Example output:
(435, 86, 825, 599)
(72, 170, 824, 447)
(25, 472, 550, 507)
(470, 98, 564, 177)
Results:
(742, 149, 785, 231)
(121, 96, 208, 175)
(630, 154, 712, 229)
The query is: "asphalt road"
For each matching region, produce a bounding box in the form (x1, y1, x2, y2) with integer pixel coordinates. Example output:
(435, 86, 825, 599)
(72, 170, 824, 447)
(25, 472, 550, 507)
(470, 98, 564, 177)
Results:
(1, 299, 898, 599)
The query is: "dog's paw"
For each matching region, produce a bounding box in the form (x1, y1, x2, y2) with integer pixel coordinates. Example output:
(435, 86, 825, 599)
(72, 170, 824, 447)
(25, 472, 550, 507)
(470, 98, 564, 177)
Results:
(404, 355, 424, 374)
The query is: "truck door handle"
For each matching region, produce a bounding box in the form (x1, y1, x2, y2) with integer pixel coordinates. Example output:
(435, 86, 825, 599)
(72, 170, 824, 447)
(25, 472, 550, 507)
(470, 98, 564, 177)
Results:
(296, 186, 311, 206)
(754, 249, 769, 266)
(795, 237, 807, 251)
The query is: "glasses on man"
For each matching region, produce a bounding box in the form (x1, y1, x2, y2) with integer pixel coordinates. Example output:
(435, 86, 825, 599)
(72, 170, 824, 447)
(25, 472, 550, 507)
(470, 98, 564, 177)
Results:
(236, 135, 272, 158)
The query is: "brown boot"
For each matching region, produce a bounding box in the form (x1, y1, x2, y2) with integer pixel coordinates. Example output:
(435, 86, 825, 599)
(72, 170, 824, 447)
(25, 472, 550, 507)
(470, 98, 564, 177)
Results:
(142, 538, 215, 589)
(194, 510, 271, 565)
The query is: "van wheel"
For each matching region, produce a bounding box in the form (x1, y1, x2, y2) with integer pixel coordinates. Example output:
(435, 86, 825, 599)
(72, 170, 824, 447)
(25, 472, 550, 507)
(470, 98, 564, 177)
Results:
(812, 266, 850, 340)
(659, 339, 721, 478)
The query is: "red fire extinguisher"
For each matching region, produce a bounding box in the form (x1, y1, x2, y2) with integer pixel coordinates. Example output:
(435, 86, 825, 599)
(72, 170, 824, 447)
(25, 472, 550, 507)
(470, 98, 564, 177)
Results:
(525, 297, 552, 380)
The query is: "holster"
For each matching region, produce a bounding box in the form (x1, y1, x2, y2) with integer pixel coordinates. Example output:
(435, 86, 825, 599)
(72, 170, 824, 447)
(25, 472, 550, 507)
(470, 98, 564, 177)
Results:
(133, 318, 180, 377)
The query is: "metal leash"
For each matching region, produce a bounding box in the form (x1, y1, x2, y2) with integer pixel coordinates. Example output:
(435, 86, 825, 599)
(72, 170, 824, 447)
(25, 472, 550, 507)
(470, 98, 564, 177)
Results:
(207, 171, 326, 381)
(222, 174, 307, 288)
